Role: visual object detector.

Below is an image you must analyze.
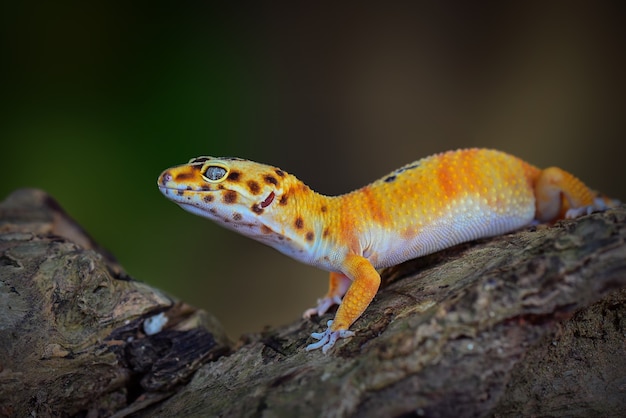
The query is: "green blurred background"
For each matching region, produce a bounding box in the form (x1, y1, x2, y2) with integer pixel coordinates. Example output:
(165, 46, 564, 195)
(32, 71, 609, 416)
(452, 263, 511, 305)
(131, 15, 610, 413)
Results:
(2, 3, 624, 339)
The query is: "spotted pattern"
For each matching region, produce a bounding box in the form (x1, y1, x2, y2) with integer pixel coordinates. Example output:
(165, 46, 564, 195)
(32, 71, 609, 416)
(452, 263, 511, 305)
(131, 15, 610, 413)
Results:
(248, 180, 261, 194)
(158, 149, 618, 354)
(264, 175, 278, 186)
(223, 191, 237, 204)
(228, 171, 241, 182)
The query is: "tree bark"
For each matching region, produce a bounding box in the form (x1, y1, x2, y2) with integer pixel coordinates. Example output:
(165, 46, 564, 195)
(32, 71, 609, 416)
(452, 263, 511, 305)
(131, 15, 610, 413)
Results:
(1, 189, 624, 417)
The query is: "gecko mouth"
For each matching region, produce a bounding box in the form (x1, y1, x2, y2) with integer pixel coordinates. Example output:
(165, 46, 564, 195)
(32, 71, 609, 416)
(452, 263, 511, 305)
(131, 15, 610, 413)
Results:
(158, 185, 215, 194)
(157, 186, 219, 205)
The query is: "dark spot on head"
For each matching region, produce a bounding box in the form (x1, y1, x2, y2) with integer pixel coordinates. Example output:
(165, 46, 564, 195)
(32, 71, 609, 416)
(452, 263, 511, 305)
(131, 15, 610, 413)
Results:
(248, 180, 261, 195)
(275, 169, 285, 177)
(176, 190, 185, 196)
(264, 175, 278, 186)
(233, 213, 242, 221)
(295, 217, 304, 229)
(209, 208, 217, 214)
(190, 157, 210, 164)
(323, 227, 330, 237)
(223, 191, 237, 204)
(218, 185, 224, 190)
(279, 194, 289, 205)
(321, 205, 327, 212)
(261, 225, 272, 234)
(306, 231, 314, 241)
(175, 172, 194, 181)
(203, 195, 214, 203)
(200, 185, 211, 191)
(227, 171, 241, 182)
(252, 205, 263, 214)
(384, 175, 396, 183)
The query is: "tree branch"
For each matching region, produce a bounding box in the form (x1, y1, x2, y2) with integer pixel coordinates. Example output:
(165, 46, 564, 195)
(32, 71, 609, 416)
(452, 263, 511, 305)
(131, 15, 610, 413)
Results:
(1, 189, 624, 417)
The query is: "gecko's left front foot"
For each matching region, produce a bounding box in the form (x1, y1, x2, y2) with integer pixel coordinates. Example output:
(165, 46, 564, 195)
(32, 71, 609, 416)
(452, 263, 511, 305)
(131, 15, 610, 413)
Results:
(305, 320, 355, 353)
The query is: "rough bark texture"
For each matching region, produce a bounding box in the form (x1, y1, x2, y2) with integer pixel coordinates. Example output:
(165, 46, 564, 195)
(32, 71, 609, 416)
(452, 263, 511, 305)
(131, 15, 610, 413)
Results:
(1, 189, 625, 417)
(0, 190, 229, 417)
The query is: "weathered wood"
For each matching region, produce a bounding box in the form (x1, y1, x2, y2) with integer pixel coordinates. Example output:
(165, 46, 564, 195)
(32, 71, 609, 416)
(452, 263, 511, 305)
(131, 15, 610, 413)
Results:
(0, 190, 229, 417)
(1, 189, 625, 417)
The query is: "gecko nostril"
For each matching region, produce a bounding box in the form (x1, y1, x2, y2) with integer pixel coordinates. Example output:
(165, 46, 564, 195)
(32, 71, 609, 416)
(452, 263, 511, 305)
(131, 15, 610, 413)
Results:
(160, 172, 172, 185)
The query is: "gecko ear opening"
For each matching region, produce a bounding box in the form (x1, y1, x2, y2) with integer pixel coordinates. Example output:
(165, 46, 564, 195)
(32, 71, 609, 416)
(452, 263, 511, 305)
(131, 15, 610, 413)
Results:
(260, 192, 275, 208)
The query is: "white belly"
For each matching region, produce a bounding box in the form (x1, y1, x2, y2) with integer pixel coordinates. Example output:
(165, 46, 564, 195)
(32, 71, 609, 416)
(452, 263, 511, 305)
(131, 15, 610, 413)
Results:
(370, 196, 536, 269)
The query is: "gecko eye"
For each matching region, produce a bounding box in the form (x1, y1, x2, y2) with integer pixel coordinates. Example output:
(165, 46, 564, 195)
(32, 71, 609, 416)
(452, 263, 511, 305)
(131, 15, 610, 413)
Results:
(202, 165, 228, 182)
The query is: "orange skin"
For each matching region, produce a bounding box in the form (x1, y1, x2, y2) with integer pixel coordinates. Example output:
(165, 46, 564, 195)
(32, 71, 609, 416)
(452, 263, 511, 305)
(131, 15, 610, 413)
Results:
(158, 149, 618, 353)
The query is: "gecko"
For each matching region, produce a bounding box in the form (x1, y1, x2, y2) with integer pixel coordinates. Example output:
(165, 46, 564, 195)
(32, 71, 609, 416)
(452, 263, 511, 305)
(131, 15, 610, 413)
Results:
(157, 148, 619, 353)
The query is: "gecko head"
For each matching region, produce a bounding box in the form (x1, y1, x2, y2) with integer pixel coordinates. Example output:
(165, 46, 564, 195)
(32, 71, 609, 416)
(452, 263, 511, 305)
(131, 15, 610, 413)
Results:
(157, 156, 301, 245)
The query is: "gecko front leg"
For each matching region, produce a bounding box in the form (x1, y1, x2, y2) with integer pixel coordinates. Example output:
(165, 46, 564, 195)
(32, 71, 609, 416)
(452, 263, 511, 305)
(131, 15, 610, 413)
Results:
(306, 254, 381, 353)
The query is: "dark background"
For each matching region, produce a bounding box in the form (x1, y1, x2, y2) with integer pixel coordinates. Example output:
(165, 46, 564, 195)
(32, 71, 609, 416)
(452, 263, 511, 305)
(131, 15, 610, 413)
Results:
(2, 3, 624, 339)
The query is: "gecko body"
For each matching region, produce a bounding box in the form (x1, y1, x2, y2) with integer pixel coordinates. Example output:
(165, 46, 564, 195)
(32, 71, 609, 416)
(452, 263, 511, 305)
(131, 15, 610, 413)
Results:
(157, 149, 618, 353)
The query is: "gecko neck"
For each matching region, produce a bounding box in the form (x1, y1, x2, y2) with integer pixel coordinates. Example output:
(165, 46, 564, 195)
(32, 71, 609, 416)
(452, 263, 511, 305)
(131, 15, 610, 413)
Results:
(281, 177, 378, 269)
(262, 174, 343, 267)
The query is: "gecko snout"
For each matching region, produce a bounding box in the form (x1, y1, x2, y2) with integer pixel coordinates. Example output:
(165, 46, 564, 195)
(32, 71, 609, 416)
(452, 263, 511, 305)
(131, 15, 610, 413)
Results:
(158, 171, 173, 187)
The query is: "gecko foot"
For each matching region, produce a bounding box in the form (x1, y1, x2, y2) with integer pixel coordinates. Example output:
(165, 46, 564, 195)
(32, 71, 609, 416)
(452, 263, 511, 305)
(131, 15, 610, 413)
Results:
(302, 296, 342, 319)
(565, 197, 619, 219)
(305, 320, 355, 353)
